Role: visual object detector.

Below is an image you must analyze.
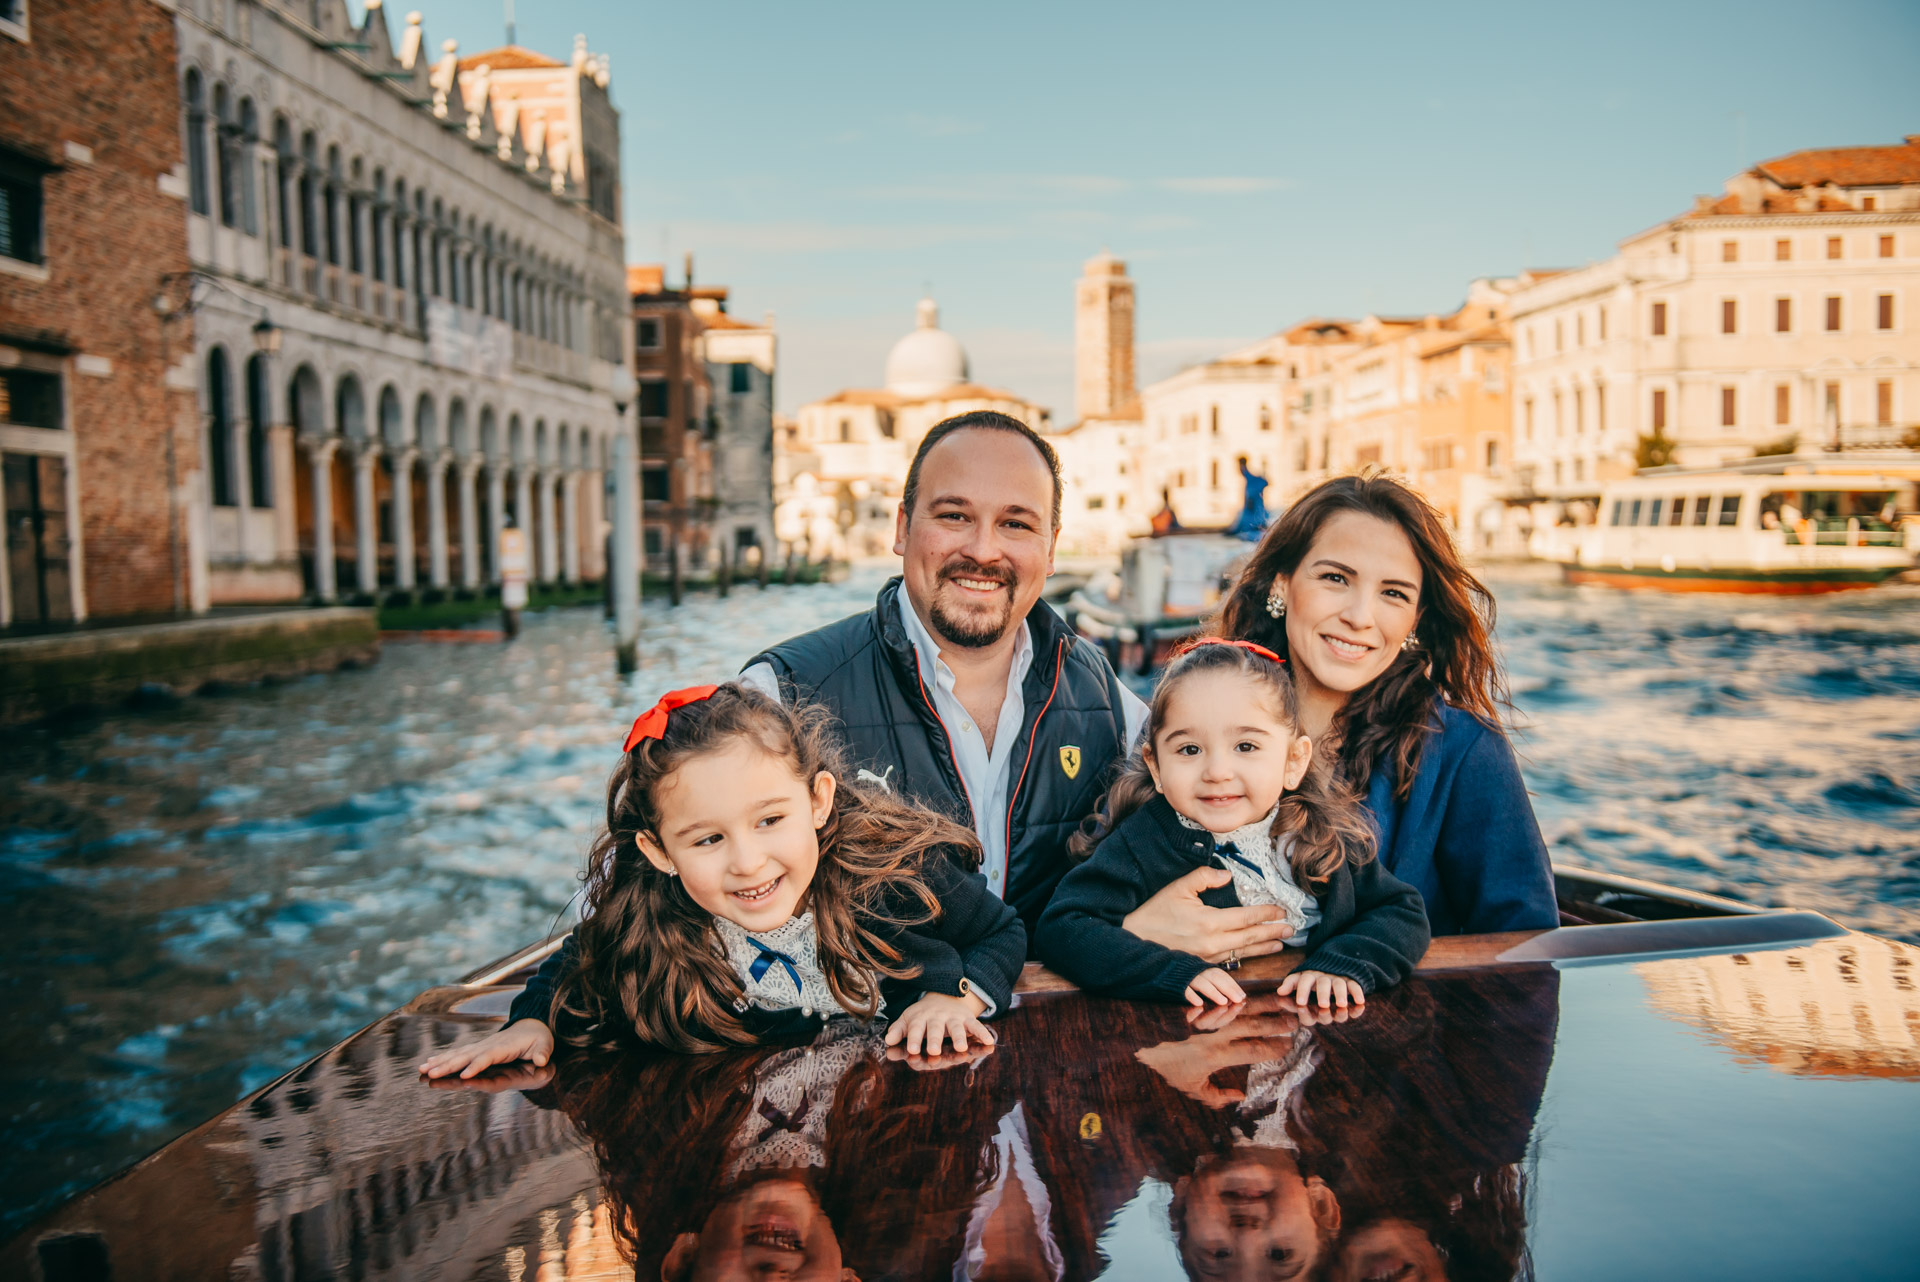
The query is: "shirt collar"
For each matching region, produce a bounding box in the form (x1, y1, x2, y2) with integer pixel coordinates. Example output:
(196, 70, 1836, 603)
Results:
(896, 585, 1034, 694)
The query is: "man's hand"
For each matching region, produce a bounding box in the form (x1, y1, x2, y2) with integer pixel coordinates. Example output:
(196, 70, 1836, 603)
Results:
(1123, 866, 1293, 963)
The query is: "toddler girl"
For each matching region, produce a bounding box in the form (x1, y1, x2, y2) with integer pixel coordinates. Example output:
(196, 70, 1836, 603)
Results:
(421, 681, 1026, 1071)
(1037, 639, 1428, 1008)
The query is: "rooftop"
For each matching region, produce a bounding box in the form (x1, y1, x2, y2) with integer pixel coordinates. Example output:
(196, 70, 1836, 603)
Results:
(1754, 135, 1920, 189)
(457, 45, 564, 72)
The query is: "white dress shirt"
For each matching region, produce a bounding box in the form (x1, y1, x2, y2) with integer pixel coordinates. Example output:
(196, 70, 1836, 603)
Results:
(739, 590, 1149, 900)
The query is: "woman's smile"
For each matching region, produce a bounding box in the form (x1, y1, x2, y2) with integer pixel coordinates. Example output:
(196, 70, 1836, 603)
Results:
(1319, 633, 1377, 663)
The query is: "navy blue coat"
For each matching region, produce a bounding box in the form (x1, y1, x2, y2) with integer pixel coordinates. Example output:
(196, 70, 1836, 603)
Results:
(507, 851, 1026, 1044)
(1362, 702, 1558, 936)
(1035, 795, 1429, 1002)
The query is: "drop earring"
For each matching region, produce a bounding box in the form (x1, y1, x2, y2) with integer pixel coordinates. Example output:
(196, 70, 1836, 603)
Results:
(1266, 589, 1286, 619)
(1401, 633, 1418, 653)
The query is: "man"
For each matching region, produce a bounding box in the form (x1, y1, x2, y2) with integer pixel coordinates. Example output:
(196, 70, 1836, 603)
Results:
(743, 411, 1292, 965)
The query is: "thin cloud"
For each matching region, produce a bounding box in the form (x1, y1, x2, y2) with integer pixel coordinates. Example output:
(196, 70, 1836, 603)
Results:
(904, 114, 985, 137)
(656, 220, 1022, 254)
(1157, 177, 1290, 195)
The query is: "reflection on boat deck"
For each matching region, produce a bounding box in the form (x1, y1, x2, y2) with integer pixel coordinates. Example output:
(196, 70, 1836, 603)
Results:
(11, 926, 1920, 1280)
(1641, 933, 1920, 1079)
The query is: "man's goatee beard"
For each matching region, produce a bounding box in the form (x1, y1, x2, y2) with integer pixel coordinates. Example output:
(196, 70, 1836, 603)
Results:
(930, 594, 1016, 649)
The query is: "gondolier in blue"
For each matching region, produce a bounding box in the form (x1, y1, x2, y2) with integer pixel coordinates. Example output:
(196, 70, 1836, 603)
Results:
(1229, 454, 1273, 541)
(741, 411, 1299, 967)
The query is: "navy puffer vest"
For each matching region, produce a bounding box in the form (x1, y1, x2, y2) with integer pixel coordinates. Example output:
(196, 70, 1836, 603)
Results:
(747, 578, 1129, 938)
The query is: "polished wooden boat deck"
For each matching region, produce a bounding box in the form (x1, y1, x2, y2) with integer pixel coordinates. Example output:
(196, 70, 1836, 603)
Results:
(9, 916, 1920, 1281)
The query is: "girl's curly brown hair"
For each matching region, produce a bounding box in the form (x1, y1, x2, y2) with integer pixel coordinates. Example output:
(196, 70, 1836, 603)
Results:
(548, 682, 981, 1053)
(1068, 640, 1376, 890)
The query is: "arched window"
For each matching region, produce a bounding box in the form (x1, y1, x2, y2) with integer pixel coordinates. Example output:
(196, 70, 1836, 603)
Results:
(244, 354, 272, 506)
(184, 70, 210, 216)
(370, 169, 387, 283)
(212, 83, 239, 228)
(347, 158, 364, 275)
(206, 347, 235, 506)
(298, 132, 319, 257)
(273, 117, 294, 249)
(237, 98, 259, 235)
(323, 145, 342, 267)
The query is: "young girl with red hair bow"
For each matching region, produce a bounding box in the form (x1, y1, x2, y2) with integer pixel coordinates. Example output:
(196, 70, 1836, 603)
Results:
(1038, 639, 1429, 1011)
(420, 682, 1025, 1073)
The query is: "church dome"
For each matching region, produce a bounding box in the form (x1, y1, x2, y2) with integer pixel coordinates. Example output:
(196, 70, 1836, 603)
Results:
(884, 298, 969, 397)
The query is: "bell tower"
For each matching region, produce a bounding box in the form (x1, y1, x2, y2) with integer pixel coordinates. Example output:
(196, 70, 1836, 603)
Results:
(1074, 252, 1136, 421)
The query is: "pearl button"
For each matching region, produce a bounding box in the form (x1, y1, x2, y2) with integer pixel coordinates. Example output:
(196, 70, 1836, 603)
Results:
(801, 1005, 813, 1016)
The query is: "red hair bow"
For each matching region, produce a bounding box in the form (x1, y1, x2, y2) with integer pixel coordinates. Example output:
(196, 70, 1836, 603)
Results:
(623, 684, 720, 751)
(1177, 637, 1284, 665)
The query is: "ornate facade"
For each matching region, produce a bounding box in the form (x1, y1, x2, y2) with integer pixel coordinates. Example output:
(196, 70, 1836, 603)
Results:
(173, 0, 629, 605)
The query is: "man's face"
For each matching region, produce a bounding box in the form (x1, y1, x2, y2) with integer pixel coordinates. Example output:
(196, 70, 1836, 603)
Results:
(895, 429, 1057, 650)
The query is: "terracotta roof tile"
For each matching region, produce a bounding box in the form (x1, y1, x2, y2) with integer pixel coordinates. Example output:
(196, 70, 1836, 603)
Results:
(627, 264, 665, 295)
(1755, 137, 1920, 188)
(458, 46, 564, 72)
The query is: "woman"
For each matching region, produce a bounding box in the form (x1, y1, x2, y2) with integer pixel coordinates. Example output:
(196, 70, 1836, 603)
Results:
(1211, 473, 1556, 936)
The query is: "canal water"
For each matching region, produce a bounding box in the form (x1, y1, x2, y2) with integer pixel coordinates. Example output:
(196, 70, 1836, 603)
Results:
(4, 567, 1918, 1236)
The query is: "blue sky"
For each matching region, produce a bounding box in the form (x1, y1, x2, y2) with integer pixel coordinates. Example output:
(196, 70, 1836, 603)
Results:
(406, 0, 1920, 416)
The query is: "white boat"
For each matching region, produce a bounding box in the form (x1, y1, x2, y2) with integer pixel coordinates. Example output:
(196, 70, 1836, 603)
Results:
(1554, 460, 1918, 593)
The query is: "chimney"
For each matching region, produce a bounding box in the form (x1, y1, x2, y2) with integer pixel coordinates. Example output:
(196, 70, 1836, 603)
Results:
(683, 251, 694, 291)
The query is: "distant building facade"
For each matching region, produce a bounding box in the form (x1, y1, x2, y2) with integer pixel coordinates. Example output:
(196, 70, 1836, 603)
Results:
(784, 298, 1048, 560)
(1510, 137, 1920, 518)
(1144, 320, 1362, 528)
(2, 0, 199, 626)
(1054, 253, 1145, 556)
(171, 0, 628, 606)
(1288, 283, 1517, 540)
(630, 260, 776, 577)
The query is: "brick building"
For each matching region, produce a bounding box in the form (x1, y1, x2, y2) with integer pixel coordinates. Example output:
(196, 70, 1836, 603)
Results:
(1, 0, 200, 626)
(630, 259, 777, 578)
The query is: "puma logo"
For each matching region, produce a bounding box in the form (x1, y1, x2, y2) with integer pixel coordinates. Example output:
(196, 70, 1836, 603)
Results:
(856, 766, 895, 793)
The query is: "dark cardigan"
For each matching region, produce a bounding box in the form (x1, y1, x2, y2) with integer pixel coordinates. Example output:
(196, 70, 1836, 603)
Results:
(1362, 701, 1558, 936)
(507, 850, 1028, 1044)
(1035, 795, 1429, 1002)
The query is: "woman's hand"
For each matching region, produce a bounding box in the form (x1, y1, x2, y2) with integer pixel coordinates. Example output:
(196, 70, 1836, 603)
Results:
(885, 989, 994, 1057)
(1183, 966, 1247, 1007)
(1123, 866, 1294, 963)
(1135, 994, 1305, 1107)
(1277, 969, 1367, 1012)
(418, 1019, 555, 1080)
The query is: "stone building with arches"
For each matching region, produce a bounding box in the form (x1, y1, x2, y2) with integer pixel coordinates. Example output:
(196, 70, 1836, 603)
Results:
(173, 0, 629, 605)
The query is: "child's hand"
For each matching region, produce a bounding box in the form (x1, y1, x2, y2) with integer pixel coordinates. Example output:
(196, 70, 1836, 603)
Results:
(885, 990, 994, 1056)
(1183, 967, 1247, 1008)
(1277, 969, 1366, 1012)
(418, 1019, 555, 1080)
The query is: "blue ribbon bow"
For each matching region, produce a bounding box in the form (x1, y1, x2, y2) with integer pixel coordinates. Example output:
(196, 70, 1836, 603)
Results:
(1216, 841, 1267, 880)
(748, 942, 804, 998)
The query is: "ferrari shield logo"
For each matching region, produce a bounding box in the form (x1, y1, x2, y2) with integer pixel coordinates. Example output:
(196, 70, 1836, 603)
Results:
(1059, 746, 1082, 780)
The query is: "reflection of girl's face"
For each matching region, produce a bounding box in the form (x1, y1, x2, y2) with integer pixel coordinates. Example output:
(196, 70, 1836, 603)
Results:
(1177, 1149, 1340, 1282)
(664, 1176, 850, 1282)
(1333, 1217, 1447, 1282)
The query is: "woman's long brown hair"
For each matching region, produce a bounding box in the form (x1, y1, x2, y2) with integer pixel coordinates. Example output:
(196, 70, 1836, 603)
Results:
(549, 682, 981, 1053)
(1068, 641, 1376, 889)
(1213, 472, 1509, 800)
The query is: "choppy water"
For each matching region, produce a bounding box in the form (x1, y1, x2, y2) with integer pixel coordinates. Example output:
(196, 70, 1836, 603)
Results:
(3, 566, 1918, 1237)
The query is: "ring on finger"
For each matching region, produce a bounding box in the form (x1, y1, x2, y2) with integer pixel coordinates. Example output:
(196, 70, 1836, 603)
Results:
(1224, 949, 1240, 971)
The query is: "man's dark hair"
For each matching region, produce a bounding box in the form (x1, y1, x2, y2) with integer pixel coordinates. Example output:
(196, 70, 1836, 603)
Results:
(900, 411, 1063, 532)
